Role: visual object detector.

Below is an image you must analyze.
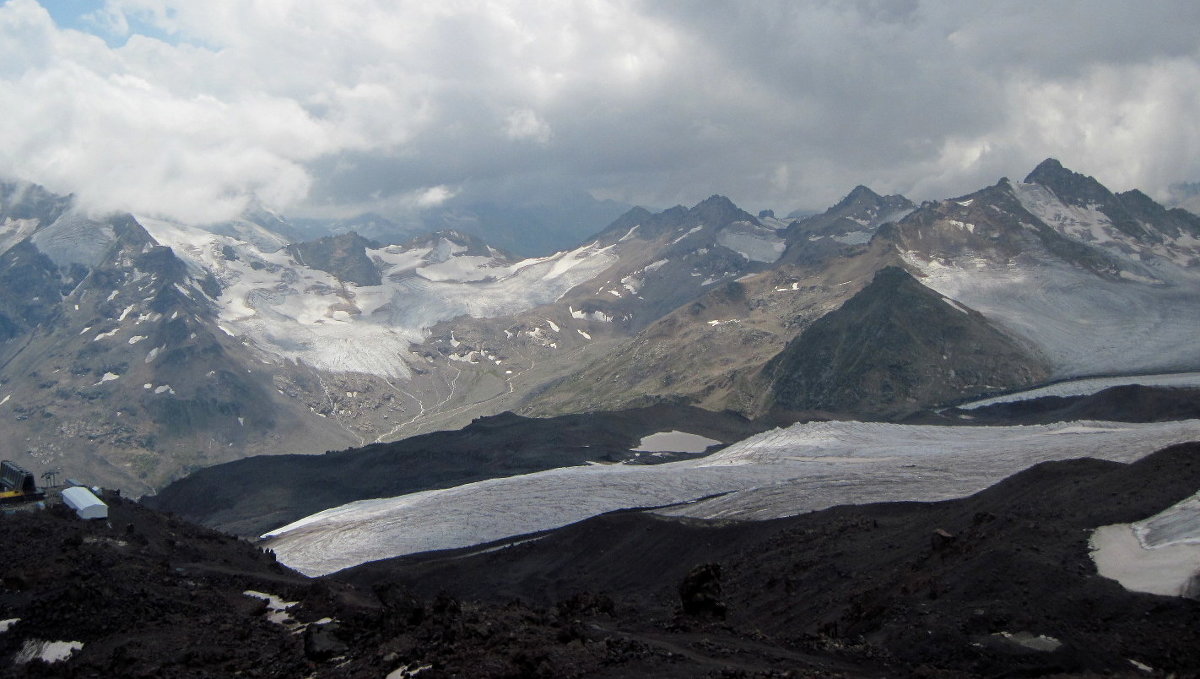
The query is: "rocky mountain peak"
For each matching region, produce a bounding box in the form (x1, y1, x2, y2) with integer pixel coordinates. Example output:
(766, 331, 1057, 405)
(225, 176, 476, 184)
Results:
(688, 195, 759, 229)
(0, 180, 72, 224)
(1024, 158, 1115, 207)
(430, 228, 506, 258)
(837, 184, 882, 206)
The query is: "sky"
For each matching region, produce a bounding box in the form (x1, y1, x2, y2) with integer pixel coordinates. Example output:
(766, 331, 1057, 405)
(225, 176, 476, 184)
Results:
(2, 0, 1199, 225)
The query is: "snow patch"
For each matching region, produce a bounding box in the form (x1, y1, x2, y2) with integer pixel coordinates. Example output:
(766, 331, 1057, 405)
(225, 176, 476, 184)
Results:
(94, 372, 119, 385)
(387, 664, 433, 679)
(243, 590, 297, 626)
(128, 335, 146, 345)
(1090, 522, 1200, 598)
(576, 329, 591, 340)
(670, 226, 702, 245)
(716, 229, 785, 263)
(15, 640, 83, 665)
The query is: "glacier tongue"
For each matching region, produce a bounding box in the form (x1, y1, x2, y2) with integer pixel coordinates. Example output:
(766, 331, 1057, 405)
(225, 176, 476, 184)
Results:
(262, 418, 1200, 576)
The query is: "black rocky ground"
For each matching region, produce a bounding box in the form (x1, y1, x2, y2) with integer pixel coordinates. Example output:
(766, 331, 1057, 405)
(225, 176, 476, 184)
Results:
(4, 443, 1199, 677)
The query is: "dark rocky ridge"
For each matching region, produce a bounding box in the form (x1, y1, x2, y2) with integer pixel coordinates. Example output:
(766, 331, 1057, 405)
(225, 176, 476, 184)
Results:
(780, 185, 914, 266)
(5, 443, 1199, 677)
(339, 441, 1200, 677)
(763, 266, 1051, 416)
(286, 232, 383, 286)
(908, 384, 1200, 425)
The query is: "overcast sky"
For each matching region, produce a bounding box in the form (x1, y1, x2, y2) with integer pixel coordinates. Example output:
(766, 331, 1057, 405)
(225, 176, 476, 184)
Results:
(2, 0, 1199, 224)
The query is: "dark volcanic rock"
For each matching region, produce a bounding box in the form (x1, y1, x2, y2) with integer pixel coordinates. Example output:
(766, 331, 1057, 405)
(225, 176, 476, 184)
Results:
(763, 266, 1051, 416)
(678, 563, 726, 619)
(286, 231, 382, 285)
(6, 443, 1200, 677)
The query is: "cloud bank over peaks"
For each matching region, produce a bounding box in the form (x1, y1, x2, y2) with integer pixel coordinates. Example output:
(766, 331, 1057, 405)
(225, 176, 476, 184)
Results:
(0, 0, 1198, 227)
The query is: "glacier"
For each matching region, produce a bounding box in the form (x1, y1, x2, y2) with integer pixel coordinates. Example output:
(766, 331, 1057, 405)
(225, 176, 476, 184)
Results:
(138, 216, 618, 378)
(263, 418, 1200, 576)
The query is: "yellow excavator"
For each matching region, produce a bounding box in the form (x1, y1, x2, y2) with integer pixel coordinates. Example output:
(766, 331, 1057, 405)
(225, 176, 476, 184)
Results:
(0, 460, 44, 503)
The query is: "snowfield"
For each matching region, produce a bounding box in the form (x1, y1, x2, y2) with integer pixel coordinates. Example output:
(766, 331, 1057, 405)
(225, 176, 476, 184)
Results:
(139, 216, 617, 377)
(904, 255, 1200, 378)
(902, 180, 1200, 379)
(263, 419, 1200, 576)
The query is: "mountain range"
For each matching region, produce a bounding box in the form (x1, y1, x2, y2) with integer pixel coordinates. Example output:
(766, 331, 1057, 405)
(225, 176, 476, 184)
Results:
(3, 159, 1200, 678)
(1, 159, 1198, 494)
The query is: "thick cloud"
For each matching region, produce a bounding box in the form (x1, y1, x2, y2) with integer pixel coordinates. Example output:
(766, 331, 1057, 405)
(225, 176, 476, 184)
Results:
(1, 0, 1198, 224)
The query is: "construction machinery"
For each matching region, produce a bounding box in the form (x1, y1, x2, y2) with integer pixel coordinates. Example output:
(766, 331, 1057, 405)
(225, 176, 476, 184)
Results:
(1, 460, 45, 504)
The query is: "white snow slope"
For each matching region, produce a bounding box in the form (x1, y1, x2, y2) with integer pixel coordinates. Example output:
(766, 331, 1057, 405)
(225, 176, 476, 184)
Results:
(138, 217, 617, 377)
(901, 181, 1200, 378)
(263, 418, 1200, 576)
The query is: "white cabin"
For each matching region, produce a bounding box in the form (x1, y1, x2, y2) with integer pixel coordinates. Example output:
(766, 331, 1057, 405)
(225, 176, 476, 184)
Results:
(62, 486, 108, 520)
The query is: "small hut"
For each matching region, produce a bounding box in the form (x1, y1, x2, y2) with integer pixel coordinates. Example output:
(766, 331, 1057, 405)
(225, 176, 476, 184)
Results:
(62, 486, 108, 520)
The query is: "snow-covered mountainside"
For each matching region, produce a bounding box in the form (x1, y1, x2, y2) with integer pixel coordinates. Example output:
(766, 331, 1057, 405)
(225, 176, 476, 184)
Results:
(137, 218, 619, 377)
(3, 159, 1198, 492)
(0, 182, 798, 491)
(262, 418, 1200, 576)
(895, 160, 1200, 378)
(0, 189, 358, 493)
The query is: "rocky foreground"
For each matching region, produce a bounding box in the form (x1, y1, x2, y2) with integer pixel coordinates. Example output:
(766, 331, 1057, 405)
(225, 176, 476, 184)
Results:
(3, 442, 1200, 677)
